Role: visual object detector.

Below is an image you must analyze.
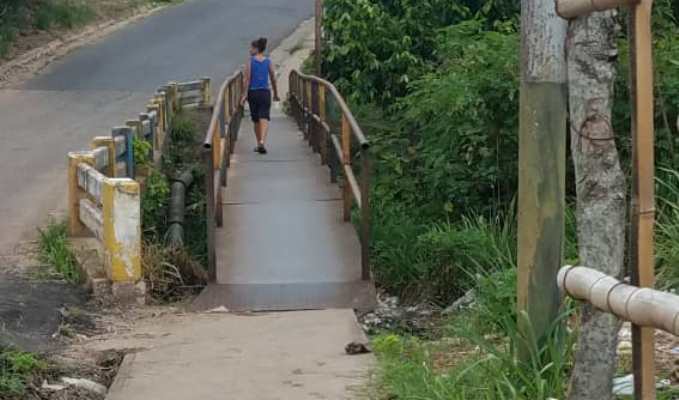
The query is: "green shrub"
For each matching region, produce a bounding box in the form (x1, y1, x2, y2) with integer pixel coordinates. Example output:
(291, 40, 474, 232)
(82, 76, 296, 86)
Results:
(133, 137, 153, 167)
(37, 220, 80, 283)
(141, 169, 170, 238)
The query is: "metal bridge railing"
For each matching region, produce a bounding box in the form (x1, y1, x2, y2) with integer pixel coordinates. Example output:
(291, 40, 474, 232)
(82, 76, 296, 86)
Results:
(202, 70, 245, 280)
(288, 69, 372, 281)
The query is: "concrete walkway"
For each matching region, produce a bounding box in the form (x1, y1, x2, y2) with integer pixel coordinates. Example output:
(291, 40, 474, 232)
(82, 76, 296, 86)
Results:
(193, 111, 375, 311)
(105, 309, 373, 400)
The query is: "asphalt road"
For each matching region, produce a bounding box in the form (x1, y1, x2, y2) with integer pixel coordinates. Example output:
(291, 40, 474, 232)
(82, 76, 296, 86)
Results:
(0, 0, 313, 254)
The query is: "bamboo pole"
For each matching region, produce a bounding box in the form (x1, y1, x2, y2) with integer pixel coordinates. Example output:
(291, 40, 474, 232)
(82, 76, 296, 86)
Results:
(556, 0, 639, 18)
(629, 0, 656, 398)
(559, 266, 679, 335)
(341, 113, 352, 222)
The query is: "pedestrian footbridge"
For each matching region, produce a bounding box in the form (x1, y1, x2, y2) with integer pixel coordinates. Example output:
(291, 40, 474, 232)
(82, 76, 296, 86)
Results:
(193, 70, 376, 312)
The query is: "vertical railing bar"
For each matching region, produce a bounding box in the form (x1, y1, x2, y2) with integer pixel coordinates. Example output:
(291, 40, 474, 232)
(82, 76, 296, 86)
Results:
(205, 147, 216, 281)
(360, 149, 371, 281)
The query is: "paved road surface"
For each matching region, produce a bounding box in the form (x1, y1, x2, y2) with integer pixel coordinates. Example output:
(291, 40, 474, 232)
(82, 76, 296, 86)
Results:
(0, 0, 313, 254)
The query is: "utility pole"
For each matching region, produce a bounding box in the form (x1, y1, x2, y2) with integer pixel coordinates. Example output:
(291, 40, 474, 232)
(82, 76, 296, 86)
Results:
(315, 0, 323, 76)
(517, 0, 568, 359)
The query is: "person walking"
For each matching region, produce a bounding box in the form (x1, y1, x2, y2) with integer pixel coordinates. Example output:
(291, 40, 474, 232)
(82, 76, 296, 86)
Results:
(241, 37, 279, 154)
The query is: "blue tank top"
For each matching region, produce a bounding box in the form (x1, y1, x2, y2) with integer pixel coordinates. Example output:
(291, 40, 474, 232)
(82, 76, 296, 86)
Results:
(249, 57, 271, 91)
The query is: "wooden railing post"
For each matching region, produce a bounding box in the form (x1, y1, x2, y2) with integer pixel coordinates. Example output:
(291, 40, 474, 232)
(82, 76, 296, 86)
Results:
(341, 113, 352, 222)
(205, 148, 216, 281)
(360, 150, 371, 280)
(319, 85, 328, 165)
(305, 80, 313, 142)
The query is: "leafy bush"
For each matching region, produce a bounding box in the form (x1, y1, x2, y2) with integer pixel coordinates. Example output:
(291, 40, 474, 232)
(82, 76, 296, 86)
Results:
(37, 220, 80, 283)
(141, 169, 170, 238)
(323, 0, 468, 105)
(397, 21, 519, 212)
(133, 136, 153, 167)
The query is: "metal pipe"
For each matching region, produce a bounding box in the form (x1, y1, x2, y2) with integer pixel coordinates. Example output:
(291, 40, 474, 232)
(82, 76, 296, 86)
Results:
(166, 170, 195, 248)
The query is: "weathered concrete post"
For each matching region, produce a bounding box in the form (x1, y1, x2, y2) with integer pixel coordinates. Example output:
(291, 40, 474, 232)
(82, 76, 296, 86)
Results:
(68, 152, 95, 237)
(102, 178, 143, 303)
(202, 77, 211, 106)
(91, 137, 116, 177)
(517, 0, 568, 359)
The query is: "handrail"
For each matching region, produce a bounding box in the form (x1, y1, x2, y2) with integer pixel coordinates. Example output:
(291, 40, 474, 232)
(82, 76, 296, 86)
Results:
(289, 70, 370, 149)
(202, 69, 245, 280)
(288, 69, 372, 281)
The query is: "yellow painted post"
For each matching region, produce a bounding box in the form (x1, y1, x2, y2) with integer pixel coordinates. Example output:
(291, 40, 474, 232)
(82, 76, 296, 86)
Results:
(155, 95, 166, 133)
(68, 152, 95, 237)
(91, 137, 116, 177)
(202, 77, 211, 106)
(165, 81, 178, 118)
(341, 113, 352, 222)
(102, 178, 141, 283)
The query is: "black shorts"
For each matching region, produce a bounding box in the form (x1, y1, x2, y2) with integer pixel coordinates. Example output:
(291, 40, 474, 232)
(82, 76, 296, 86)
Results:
(247, 89, 271, 122)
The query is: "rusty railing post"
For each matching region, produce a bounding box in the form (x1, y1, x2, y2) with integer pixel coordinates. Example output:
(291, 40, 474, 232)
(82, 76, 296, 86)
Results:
(360, 149, 371, 280)
(204, 147, 216, 281)
(341, 113, 352, 222)
(319, 85, 328, 165)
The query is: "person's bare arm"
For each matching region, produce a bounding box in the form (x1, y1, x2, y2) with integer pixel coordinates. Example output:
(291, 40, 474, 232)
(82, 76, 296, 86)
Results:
(269, 62, 280, 102)
(241, 59, 251, 105)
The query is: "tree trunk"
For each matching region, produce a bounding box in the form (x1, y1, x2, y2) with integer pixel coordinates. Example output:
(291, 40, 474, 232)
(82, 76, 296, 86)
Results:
(566, 10, 626, 400)
(517, 0, 568, 359)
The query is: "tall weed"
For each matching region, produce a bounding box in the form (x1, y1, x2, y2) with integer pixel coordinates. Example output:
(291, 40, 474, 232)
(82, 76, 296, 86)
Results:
(37, 220, 80, 283)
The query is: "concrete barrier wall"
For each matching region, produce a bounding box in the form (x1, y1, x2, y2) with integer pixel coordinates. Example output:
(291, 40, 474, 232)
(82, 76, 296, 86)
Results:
(66, 78, 211, 303)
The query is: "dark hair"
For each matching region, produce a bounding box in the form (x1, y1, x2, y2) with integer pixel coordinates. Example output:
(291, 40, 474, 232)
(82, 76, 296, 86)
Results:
(251, 37, 267, 53)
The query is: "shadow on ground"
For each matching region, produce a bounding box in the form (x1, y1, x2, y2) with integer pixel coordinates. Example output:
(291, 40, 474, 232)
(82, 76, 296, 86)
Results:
(0, 274, 88, 351)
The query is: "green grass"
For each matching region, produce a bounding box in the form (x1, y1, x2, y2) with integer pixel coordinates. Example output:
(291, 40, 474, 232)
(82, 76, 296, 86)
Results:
(37, 220, 80, 283)
(33, 0, 95, 31)
(655, 167, 679, 290)
(0, 347, 44, 397)
(372, 310, 576, 400)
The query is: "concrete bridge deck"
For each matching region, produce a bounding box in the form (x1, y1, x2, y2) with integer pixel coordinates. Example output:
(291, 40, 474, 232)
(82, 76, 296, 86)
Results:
(194, 110, 375, 312)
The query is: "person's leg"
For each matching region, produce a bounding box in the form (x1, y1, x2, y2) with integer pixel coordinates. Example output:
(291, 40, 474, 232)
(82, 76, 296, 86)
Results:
(259, 91, 272, 149)
(260, 119, 269, 145)
(247, 91, 262, 149)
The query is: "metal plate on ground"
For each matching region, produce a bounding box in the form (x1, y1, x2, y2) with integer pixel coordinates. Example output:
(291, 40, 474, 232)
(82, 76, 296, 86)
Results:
(192, 281, 376, 312)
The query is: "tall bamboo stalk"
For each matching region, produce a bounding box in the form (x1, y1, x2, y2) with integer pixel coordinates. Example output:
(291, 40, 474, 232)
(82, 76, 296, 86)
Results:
(629, 0, 656, 398)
